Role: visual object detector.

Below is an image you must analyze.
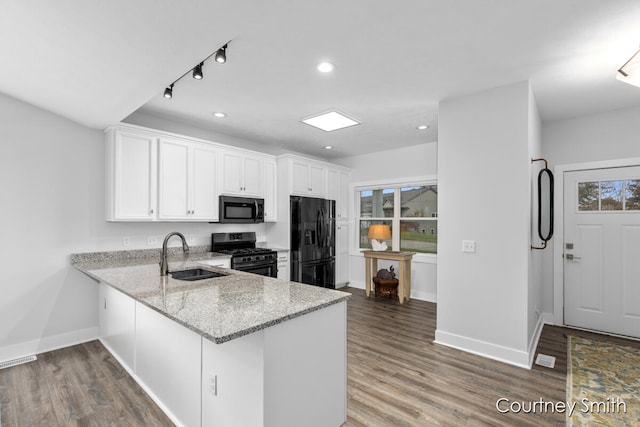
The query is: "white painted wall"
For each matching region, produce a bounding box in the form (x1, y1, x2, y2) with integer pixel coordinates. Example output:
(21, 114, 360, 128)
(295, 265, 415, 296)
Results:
(335, 143, 438, 301)
(527, 87, 544, 355)
(0, 93, 266, 362)
(540, 105, 640, 319)
(436, 81, 536, 368)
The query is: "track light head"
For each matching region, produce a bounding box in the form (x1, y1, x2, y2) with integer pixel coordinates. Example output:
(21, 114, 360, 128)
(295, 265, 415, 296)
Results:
(164, 84, 173, 99)
(215, 44, 227, 64)
(193, 62, 204, 80)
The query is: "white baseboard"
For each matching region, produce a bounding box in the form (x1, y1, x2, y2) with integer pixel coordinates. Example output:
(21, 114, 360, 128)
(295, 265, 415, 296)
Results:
(99, 338, 184, 427)
(527, 313, 547, 368)
(434, 329, 531, 369)
(0, 327, 99, 363)
(344, 281, 436, 302)
(541, 311, 554, 325)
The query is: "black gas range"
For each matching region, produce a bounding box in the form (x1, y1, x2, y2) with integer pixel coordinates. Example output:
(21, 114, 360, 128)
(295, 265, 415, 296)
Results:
(211, 232, 277, 278)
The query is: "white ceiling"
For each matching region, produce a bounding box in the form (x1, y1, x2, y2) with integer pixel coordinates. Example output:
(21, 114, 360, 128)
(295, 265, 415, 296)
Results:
(2, 1, 640, 159)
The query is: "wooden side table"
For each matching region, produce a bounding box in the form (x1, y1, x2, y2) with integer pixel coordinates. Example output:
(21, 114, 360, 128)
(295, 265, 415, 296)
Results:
(362, 250, 415, 304)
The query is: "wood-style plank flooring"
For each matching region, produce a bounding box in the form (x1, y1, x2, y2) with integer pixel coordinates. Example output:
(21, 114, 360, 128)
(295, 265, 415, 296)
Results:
(1, 286, 639, 426)
(0, 340, 172, 426)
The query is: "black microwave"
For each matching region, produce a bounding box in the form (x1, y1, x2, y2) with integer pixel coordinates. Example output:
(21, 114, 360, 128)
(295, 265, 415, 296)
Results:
(219, 196, 264, 223)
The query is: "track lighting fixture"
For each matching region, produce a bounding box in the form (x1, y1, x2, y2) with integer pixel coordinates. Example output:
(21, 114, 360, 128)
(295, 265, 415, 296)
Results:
(214, 44, 227, 64)
(163, 84, 173, 99)
(617, 45, 640, 88)
(163, 41, 230, 99)
(193, 62, 204, 80)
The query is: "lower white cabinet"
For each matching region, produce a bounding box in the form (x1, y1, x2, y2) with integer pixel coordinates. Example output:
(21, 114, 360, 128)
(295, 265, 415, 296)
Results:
(336, 222, 350, 287)
(276, 250, 289, 281)
(97, 283, 346, 427)
(202, 333, 264, 427)
(98, 283, 135, 368)
(202, 301, 347, 427)
(135, 302, 202, 427)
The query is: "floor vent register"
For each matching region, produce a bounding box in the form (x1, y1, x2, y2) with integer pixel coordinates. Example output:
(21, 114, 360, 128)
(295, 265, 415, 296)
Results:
(0, 354, 37, 370)
(534, 353, 556, 369)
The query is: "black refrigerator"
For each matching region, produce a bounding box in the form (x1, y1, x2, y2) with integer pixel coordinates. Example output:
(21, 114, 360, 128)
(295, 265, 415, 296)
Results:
(290, 196, 336, 289)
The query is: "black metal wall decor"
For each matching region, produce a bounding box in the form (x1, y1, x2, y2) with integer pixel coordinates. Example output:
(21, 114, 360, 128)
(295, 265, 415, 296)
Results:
(532, 158, 554, 250)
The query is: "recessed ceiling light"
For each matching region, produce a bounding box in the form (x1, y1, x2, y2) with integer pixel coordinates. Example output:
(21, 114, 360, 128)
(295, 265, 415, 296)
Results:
(301, 110, 360, 132)
(417, 125, 429, 130)
(324, 145, 333, 150)
(317, 62, 335, 73)
(213, 112, 227, 118)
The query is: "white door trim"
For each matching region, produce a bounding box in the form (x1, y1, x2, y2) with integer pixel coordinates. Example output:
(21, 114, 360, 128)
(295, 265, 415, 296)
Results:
(553, 157, 640, 326)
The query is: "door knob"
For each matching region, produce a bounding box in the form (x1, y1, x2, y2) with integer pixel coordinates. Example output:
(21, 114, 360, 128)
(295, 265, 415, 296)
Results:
(565, 254, 581, 260)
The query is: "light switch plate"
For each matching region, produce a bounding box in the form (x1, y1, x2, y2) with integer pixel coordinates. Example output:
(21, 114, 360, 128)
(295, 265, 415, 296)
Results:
(462, 240, 476, 253)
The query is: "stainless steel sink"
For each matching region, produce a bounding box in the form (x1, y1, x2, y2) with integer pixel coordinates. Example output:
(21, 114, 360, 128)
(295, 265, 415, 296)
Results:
(170, 268, 227, 281)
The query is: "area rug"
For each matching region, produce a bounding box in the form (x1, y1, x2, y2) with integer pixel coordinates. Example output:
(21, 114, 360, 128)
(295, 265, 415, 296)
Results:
(567, 335, 640, 426)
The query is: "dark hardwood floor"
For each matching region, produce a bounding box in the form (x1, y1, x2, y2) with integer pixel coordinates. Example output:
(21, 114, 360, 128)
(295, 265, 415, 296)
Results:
(1, 286, 638, 426)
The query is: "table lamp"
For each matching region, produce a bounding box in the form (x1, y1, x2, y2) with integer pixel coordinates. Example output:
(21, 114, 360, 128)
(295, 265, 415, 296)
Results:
(368, 224, 391, 251)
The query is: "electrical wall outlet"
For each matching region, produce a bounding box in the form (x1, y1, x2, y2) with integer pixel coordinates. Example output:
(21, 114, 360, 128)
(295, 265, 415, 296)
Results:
(123, 236, 130, 247)
(188, 234, 196, 245)
(147, 235, 159, 246)
(462, 240, 476, 253)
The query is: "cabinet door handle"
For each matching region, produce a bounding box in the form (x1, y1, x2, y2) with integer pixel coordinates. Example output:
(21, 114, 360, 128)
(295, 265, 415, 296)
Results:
(150, 209, 154, 214)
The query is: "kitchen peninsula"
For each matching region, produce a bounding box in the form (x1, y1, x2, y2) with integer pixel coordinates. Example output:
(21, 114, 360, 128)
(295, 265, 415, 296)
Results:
(72, 248, 349, 427)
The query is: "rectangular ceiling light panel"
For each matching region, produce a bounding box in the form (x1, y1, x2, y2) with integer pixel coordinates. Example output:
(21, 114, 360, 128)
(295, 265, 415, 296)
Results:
(301, 110, 361, 132)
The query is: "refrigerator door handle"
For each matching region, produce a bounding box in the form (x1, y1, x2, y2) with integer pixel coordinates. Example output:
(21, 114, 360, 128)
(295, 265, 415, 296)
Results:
(316, 210, 321, 248)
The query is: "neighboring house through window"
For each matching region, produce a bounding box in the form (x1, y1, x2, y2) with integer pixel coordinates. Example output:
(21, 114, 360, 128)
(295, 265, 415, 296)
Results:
(357, 182, 437, 254)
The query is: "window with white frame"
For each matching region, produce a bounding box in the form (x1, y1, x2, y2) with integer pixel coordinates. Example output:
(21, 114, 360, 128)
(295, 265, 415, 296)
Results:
(357, 183, 438, 254)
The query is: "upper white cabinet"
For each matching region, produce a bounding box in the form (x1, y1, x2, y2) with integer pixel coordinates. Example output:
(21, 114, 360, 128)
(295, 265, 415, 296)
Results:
(263, 159, 278, 222)
(220, 150, 263, 197)
(105, 127, 158, 221)
(327, 168, 350, 219)
(158, 137, 218, 221)
(291, 159, 326, 197)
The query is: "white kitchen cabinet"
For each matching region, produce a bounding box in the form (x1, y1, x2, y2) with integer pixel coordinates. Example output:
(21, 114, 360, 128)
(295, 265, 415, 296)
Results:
(291, 160, 325, 197)
(98, 283, 136, 369)
(202, 333, 264, 427)
(190, 144, 219, 220)
(158, 137, 218, 221)
(263, 159, 277, 221)
(105, 127, 158, 221)
(135, 301, 202, 427)
(276, 250, 289, 281)
(327, 168, 350, 220)
(220, 150, 263, 197)
(201, 301, 347, 427)
(336, 222, 350, 287)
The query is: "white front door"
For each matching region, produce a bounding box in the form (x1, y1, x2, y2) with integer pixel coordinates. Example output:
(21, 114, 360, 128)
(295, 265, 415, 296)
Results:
(564, 166, 640, 338)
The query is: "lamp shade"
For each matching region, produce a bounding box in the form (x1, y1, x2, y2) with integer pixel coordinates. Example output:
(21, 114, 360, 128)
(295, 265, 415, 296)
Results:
(368, 224, 391, 240)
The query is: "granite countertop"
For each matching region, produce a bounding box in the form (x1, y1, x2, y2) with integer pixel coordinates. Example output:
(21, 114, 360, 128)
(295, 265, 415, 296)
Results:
(72, 248, 349, 344)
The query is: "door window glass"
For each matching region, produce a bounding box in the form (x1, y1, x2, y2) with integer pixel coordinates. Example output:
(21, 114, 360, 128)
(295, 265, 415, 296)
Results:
(600, 181, 623, 211)
(625, 180, 640, 210)
(578, 180, 640, 212)
(578, 182, 599, 211)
